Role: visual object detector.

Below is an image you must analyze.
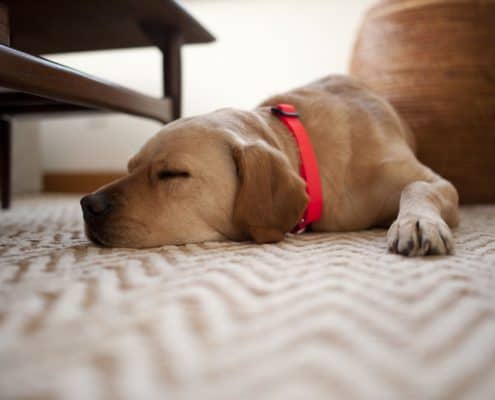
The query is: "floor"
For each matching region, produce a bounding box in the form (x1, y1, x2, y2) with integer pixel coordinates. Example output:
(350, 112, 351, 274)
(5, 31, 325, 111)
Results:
(1, 195, 495, 400)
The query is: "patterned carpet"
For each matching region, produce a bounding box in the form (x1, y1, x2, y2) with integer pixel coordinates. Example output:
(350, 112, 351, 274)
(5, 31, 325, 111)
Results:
(1, 195, 495, 400)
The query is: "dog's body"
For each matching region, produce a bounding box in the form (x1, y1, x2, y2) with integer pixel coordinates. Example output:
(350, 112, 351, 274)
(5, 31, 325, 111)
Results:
(81, 75, 459, 256)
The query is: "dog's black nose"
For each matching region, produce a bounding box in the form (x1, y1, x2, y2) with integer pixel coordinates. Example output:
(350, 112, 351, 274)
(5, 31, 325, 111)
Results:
(80, 193, 112, 218)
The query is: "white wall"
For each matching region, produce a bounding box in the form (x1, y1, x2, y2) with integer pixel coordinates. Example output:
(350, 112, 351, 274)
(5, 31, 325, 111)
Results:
(20, 0, 375, 178)
(12, 120, 42, 194)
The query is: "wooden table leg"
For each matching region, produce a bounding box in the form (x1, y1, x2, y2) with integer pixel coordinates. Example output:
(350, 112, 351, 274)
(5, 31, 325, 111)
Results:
(140, 23, 183, 120)
(0, 118, 11, 209)
(162, 30, 183, 120)
(0, 5, 11, 209)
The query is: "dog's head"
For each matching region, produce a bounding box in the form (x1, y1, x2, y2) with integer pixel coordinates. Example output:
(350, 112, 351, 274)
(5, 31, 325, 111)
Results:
(81, 110, 308, 248)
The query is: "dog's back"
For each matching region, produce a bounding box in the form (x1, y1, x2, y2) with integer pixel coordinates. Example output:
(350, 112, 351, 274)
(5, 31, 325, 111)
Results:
(259, 75, 416, 152)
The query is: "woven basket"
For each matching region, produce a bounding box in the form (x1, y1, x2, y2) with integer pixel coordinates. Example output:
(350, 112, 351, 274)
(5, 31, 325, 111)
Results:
(350, 0, 495, 203)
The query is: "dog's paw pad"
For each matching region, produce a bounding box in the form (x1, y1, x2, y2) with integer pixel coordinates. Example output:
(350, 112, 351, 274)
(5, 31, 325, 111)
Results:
(387, 215, 454, 257)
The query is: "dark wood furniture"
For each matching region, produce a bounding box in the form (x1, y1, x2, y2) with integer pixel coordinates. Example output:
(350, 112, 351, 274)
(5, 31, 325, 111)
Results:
(0, 0, 214, 209)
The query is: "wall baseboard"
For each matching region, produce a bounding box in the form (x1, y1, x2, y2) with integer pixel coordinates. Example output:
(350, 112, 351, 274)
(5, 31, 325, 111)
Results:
(43, 172, 125, 193)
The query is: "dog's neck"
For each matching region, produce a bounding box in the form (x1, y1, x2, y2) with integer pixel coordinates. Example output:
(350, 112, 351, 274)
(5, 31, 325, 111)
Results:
(239, 106, 302, 174)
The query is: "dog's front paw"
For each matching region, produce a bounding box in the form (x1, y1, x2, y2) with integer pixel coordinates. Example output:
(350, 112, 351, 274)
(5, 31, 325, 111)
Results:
(387, 215, 454, 256)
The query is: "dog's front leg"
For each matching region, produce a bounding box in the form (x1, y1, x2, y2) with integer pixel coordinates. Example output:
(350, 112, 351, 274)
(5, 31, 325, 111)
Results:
(387, 176, 459, 256)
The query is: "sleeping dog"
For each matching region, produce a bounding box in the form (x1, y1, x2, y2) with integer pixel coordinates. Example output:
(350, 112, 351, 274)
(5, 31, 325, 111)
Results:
(81, 75, 459, 256)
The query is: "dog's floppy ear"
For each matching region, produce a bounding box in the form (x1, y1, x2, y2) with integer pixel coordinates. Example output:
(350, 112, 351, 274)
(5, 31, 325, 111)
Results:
(232, 141, 308, 243)
(127, 154, 141, 173)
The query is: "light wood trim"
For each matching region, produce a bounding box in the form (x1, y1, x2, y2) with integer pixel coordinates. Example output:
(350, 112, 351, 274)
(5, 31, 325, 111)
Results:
(0, 3, 9, 46)
(0, 45, 172, 123)
(43, 172, 125, 193)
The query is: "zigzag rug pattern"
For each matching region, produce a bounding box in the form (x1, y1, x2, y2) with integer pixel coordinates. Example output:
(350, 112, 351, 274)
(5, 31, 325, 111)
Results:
(1, 196, 494, 400)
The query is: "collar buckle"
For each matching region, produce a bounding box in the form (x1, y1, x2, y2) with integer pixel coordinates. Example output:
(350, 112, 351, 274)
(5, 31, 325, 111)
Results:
(271, 106, 299, 118)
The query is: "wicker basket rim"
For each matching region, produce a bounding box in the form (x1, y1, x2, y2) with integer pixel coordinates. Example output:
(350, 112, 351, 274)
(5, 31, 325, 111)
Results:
(366, 0, 495, 19)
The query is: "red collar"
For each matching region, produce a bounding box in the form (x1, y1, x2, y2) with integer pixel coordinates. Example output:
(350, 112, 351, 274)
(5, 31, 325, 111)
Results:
(271, 104, 323, 233)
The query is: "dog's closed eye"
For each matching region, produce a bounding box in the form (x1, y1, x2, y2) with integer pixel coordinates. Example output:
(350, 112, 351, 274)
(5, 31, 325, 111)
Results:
(157, 170, 190, 180)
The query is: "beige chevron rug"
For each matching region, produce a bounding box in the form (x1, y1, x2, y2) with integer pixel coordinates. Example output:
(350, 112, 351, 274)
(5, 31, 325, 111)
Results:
(1, 195, 495, 400)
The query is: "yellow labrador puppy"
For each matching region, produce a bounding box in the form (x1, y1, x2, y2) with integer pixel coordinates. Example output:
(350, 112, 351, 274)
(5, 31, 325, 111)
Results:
(81, 75, 459, 256)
